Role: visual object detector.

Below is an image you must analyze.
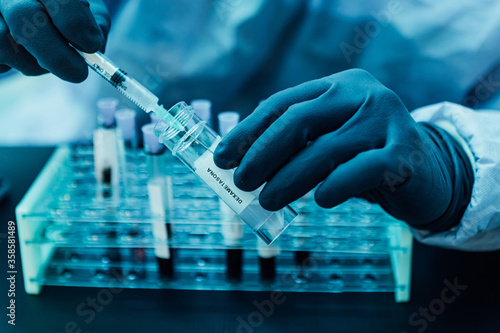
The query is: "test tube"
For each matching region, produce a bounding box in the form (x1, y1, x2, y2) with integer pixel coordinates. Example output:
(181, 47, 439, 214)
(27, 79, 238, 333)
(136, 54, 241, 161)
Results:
(154, 102, 297, 245)
(142, 124, 175, 280)
(115, 108, 143, 279)
(257, 239, 281, 282)
(115, 108, 138, 150)
(218, 112, 240, 137)
(92, 98, 123, 276)
(218, 111, 244, 281)
(93, 98, 120, 196)
(115, 108, 139, 189)
(295, 250, 310, 269)
(293, 225, 311, 272)
(97, 98, 118, 129)
(222, 212, 244, 281)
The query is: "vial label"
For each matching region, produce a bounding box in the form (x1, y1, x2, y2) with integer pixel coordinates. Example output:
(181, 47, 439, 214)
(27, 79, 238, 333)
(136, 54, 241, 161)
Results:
(194, 145, 255, 215)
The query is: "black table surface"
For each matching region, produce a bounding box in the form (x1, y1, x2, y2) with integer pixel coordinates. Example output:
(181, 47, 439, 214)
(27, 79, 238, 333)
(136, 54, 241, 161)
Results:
(1, 147, 499, 333)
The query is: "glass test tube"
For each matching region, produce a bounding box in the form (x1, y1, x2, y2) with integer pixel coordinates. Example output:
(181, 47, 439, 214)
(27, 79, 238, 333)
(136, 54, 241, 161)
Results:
(115, 109, 138, 150)
(258, 239, 281, 282)
(142, 124, 175, 279)
(93, 99, 123, 278)
(93, 98, 120, 197)
(115, 108, 139, 190)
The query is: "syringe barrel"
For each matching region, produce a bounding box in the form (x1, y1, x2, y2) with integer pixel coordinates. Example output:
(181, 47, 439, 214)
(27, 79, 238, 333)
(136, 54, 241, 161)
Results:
(154, 102, 297, 245)
(80, 52, 159, 113)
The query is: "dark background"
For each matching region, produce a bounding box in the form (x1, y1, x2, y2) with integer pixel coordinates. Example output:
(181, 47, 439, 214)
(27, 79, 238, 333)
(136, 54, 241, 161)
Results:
(1, 147, 499, 333)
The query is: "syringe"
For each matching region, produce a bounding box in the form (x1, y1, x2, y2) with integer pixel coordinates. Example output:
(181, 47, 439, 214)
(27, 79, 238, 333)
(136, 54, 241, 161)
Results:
(79, 52, 172, 125)
(79, 51, 297, 245)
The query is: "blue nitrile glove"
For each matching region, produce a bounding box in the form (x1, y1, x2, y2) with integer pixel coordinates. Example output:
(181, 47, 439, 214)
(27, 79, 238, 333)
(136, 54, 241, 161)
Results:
(214, 69, 474, 231)
(0, 0, 110, 82)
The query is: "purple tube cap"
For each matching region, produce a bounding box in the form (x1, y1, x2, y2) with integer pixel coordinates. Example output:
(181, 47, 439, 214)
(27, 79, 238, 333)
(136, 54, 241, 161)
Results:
(218, 111, 240, 137)
(115, 109, 137, 140)
(150, 113, 161, 124)
(97, 97, 119, 127)
(191, 99, 212, 122)
(142, 124, 163, 154)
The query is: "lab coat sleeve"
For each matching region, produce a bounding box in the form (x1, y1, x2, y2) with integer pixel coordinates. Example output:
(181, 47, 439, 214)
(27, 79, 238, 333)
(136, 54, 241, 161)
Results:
(410, 102, 500, 251)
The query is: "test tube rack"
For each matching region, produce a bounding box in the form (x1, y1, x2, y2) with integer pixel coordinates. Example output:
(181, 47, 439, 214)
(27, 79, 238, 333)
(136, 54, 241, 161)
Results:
(16, 145, 412, 302)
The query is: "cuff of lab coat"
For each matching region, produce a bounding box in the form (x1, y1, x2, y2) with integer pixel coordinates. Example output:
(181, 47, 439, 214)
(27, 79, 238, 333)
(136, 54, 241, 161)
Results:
(410, 102, 500, 251)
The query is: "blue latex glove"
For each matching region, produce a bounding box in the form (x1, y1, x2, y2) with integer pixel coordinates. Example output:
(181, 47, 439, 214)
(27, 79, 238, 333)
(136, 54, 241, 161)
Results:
(214, 69, 473, 230)
(0, 0, 110, 82)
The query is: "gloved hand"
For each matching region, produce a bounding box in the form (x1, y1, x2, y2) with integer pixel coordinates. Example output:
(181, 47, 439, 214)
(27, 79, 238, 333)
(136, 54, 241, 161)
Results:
(214, 69, 473, 231)
(0, 0, 110, 83)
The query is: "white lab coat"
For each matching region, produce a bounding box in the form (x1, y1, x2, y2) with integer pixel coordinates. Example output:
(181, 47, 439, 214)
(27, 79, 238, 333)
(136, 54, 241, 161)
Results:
(411, 103, 500, 251)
